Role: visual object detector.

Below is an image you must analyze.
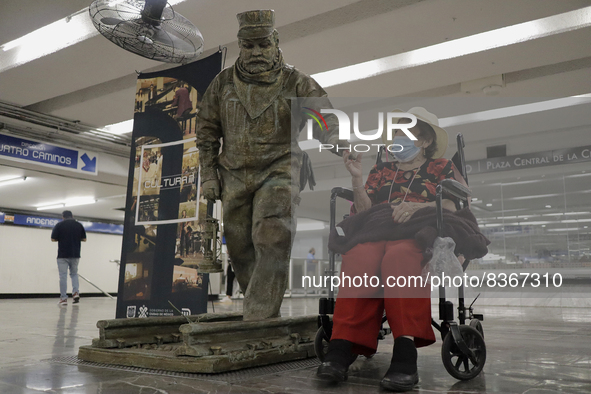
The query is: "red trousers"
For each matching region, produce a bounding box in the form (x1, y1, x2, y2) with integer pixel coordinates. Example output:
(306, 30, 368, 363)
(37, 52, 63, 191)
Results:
(331, 239, 435, 356)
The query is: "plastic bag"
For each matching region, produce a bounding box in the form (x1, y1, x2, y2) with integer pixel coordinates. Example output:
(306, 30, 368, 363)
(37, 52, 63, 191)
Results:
(422, 237, 464, 280)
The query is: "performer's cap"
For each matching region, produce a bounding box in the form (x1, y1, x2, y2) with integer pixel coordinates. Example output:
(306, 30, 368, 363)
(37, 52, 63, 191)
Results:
(237, 10, 275, 39)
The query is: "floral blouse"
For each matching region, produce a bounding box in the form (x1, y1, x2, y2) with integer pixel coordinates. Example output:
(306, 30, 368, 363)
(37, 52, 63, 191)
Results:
(364, 158, 457, 206)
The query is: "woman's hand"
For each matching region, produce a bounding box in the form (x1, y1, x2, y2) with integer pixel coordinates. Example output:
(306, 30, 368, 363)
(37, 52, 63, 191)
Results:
(343, 150, 363, 179)
(392, 202, 424, 223)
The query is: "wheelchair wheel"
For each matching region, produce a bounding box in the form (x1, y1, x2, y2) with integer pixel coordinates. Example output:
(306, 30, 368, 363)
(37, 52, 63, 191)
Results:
(314, 327, 330, 361)
(469, 319, 484, 338)
(441, 325, 486, 380)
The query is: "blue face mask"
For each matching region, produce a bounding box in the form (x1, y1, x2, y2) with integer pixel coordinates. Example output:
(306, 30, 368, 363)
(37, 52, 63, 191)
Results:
(391, 136, 420, 162)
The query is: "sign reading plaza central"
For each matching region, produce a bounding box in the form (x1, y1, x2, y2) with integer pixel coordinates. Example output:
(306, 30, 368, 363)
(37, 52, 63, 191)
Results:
(0, 132, 99, 175)
(466, 145, 591, 174)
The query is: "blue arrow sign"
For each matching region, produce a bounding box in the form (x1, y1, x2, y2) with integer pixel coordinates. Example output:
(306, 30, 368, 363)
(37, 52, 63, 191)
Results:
(0, 132, 98, 175)
(81, 153, 97, 173)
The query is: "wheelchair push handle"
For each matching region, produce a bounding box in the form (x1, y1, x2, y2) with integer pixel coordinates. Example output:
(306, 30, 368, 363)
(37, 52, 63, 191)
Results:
(440, 179, 471, 201)
(330, 187, 354, 203)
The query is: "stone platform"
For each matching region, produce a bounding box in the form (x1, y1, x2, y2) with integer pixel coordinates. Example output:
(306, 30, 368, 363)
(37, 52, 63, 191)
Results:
(78, 313, 318, 373)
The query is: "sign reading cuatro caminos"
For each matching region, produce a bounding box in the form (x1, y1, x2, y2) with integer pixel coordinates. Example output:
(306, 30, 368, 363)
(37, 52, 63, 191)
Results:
(465, 145, 591, 174)
(0, 132, 99, 175)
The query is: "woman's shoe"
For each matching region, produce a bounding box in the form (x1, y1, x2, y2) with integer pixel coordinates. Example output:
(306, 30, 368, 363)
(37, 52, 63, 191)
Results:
(316, 339, 355, 383)
(380, 336, 419, 392)
(317, 361, 349, 382)
(380, 369, 419, 392)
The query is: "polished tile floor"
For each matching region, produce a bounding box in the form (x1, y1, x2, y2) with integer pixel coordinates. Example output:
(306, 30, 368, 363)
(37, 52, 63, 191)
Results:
(1, 296, 591, 393)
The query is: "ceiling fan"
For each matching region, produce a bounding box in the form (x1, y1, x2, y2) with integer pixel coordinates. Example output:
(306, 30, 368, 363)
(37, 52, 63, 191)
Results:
(89, 0, 204, 63)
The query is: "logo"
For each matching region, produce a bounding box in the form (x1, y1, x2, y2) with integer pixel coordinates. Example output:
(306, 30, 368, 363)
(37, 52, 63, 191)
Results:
(181, 308, 191, 316)
(138, 305, 149, 318)
(126, 305, 136, 318)
(303, 109, 418, 153)
(303, 107, 328, 132)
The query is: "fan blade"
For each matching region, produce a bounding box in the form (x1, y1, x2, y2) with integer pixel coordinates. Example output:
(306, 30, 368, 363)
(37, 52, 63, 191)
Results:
(150, 28, 174, 47)
(101, 17, 125, 25)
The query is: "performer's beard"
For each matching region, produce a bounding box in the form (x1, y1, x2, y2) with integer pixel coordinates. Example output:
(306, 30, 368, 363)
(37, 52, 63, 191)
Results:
(240, 57, 274, 74)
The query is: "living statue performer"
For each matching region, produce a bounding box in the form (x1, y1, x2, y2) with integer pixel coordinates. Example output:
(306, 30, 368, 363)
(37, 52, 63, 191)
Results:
(196, 10, 342, 320)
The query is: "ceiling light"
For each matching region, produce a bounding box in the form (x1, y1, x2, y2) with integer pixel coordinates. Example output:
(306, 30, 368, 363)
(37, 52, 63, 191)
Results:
(0, 11, 96, 73)
(561, 219, 591, 224)
(545, 205, 552, 208)
(440, 94, 591, 128)
(486, 203, 492, 207)
(102, 119, 134, 135)
(0, 176, 27, 187)
(514, 221, 552, 226)
(312, 6, 591, 87)
(65, 198, 97, 207)
(37, 204, 66, 211)
(510, 193, 561, 201)
(36, 197, 97, 211)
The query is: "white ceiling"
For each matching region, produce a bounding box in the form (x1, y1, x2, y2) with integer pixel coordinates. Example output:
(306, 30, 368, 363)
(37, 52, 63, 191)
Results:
(1, 0, 591, 228)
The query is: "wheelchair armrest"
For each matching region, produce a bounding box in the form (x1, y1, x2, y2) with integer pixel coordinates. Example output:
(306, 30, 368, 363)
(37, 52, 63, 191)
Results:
(440, 179, 471, 201)
(331, 187, 354, 202)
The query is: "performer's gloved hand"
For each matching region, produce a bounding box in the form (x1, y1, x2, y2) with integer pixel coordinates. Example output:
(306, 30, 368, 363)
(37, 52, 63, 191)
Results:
(201, 179, 221, 201)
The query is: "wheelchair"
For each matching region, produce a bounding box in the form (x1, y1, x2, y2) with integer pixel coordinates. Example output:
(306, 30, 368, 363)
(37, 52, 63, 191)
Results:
(315, 133, 486, 381)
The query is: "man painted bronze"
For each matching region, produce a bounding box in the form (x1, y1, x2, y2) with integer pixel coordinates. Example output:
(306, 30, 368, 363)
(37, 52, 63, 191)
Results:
(196, 10, 341, 320)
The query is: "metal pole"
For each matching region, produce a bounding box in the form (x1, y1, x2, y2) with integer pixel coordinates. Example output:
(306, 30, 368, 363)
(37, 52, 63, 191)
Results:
(78, 274, 115, 300)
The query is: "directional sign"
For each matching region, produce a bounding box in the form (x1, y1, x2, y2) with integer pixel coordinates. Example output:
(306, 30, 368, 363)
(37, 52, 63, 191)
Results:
(465, 145, 591, 175)
(0, 132, 99, 175)
(6, 214, 123, 234)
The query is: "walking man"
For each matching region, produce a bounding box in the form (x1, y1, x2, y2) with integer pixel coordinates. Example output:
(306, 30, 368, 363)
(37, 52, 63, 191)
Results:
(51, 210, 87, 306)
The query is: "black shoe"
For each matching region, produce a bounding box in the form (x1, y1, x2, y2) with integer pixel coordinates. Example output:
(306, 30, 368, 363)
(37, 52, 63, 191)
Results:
(380, 336, 419, 391)
(316, 339, 355, 383)
(380, 370, 419, 392)
(317, 361, 348, 382)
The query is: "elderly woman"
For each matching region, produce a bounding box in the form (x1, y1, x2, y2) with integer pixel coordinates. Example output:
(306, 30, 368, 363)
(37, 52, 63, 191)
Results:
(317, 107, 458, 392)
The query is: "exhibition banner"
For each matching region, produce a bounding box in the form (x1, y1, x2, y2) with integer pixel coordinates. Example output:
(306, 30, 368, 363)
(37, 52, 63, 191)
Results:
(115, 52, 222, 319)
(0, 132, 99, 175)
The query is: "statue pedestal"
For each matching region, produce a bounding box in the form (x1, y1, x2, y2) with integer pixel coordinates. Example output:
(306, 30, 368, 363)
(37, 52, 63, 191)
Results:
(78, 313, 317, 373)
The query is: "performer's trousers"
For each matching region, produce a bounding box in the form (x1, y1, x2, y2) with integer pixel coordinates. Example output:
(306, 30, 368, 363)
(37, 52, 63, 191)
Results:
(331, 239, 436, 356)
(219, 156, 298, 320)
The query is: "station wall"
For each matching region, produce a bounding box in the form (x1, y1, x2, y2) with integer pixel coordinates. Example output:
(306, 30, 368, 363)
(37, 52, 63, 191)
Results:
(0, 225, 122, 295)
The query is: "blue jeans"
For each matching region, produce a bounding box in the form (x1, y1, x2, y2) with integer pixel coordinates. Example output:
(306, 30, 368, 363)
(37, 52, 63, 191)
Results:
(57, 258, 79, 299)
